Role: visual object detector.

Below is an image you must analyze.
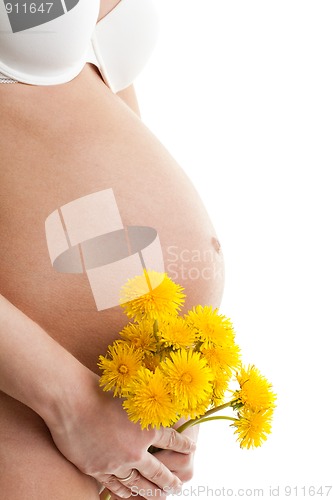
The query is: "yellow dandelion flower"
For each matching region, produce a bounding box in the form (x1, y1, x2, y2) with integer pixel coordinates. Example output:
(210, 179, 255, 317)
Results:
(232, 407, 274, 449)
(162, 349, 214, 412)
(120, 269, 185, 321)
(98, 341, 143, 396)
(123, 368, 179, 429)
(233, 365, 277, 412)
(212, 372, 232, 406)
(184, 394, 212, 420)
(185, 305, 235, 348)
(201, 343, 241, 378)
(120, 320, 157, 356)
(200, 346, 236, 404)
(159, 317, 196, 350)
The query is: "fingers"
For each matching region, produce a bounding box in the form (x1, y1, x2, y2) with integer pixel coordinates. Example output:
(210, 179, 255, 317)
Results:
(138, 452, 183, 494)
(101, 469, 171, 500)
(154, 449, 195, 483)
(152, 427, 196, 454)
(101, 476, 132, 499)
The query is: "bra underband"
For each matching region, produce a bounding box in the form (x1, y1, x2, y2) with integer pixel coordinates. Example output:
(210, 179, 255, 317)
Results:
(0, 71, 17, 83)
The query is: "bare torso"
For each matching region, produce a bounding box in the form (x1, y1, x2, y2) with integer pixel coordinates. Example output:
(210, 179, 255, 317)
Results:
(0, 64, 224, 371)
(0, 9, 224, 495)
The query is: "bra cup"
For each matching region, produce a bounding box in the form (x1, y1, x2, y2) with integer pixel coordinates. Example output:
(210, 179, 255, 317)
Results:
(0, 0, 99, 84)
(91, 0, 159, 93)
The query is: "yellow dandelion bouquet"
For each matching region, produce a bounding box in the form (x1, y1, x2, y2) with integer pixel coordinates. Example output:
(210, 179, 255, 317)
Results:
(98, 270, 276, 449)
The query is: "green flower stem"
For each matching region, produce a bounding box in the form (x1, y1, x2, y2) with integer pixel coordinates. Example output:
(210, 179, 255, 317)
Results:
(190, 416, 237, 424)
(176, 399, 239, 433)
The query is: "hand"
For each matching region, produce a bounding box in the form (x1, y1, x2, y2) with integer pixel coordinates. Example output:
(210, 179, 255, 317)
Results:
(45, 370, 196, 500)
(108, 422, 199, 500)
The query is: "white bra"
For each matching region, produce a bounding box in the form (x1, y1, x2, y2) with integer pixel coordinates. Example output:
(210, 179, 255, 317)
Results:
(0, 0, 159, 92)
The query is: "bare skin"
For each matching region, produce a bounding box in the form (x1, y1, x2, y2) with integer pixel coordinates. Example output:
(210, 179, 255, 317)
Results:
(0, 1, 224, 498)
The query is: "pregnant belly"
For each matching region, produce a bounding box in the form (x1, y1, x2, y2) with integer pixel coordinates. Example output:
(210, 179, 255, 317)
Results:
(0, 66, 224, 372)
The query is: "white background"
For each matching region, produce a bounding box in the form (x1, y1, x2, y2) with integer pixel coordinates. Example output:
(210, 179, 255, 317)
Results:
(136, 1, 333, 498)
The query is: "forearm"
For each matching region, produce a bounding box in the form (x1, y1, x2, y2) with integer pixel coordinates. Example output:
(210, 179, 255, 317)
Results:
(0, 295, 195, 498)
(0, 294, 93, 425)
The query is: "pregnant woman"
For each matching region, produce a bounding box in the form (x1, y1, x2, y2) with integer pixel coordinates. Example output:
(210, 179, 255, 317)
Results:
(0, 0, 224, 498)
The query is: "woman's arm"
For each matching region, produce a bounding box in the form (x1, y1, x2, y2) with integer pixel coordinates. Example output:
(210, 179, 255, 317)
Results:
(116, 84, 141, 117)
(0, 294, 195, 499)
(0, 294, 87, 421)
